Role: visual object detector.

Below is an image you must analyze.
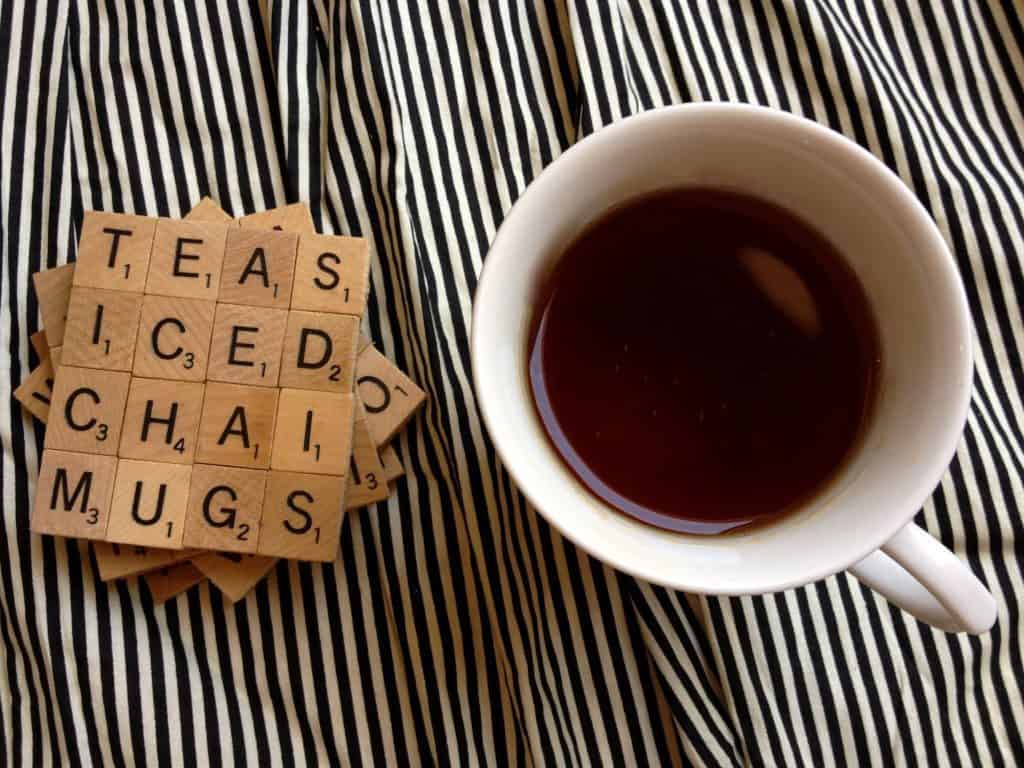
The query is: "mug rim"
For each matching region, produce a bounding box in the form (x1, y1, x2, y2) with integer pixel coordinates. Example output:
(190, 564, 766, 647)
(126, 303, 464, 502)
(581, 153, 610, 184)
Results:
(471, 103, 974, 594)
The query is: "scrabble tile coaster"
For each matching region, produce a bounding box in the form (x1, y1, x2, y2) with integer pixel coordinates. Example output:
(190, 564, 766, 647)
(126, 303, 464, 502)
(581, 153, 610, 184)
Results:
(192, 552, 279, 603)
(219, 228, 297, 309)
(13, 356, 55, 423)
(106, 460, 191, 548)
(44, 366, 130, 455)
(380, 444, 404, 483)
(73, 212, 156, 292)
(143, 562, 206, 604)
(258, 471, 345, 561)
(119, 378, 205, 464)
(62, 287, 143, 371)
(270, 389, 355, 475)
(185, 197, 235, 225)
(32, 263, 75, 346)
(184, 464, 266, 553)
(30, 330, 50, 361)
(32, 450, 117, 540)
(238, 203, 316, 234)
(346, 408, 389, 509)
(291, 233, 370, 316)
(92, 541, 199, 581)
(24, 201, 429, 567)
(278, 310, 359, 392)
(133, 295, 215, 381)
(196, 382, 278, 469)
(145, 219, 228, 300)
(356, 344, 427, 446)
(206, 303, 288, 387)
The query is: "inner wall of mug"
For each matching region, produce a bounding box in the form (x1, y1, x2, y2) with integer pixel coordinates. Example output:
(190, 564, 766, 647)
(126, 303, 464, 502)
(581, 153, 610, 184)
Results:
(476, 105, 971, 593)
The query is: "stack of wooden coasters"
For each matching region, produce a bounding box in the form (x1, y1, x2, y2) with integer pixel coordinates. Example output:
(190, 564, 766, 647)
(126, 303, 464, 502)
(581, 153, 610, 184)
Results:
(14, 199, 425, 603)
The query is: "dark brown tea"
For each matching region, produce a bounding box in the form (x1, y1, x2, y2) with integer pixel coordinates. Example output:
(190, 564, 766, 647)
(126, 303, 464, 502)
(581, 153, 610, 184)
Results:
(528, 188, 881, 534)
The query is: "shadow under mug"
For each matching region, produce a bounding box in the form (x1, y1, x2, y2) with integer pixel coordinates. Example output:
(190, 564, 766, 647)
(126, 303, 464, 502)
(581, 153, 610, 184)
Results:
(472, 104, 996, 635)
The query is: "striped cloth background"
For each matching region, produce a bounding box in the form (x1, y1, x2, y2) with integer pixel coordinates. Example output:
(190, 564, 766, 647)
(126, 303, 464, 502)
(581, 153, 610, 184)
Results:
(2, 0, 1022, 764)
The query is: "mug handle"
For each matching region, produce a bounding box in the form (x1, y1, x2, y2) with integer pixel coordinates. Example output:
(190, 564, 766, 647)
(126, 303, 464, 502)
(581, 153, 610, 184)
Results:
(848, 523, 996, 634)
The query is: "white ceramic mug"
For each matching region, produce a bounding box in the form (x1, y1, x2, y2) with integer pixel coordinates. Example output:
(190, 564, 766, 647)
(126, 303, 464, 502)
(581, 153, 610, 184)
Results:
(472, 104, 997, 635)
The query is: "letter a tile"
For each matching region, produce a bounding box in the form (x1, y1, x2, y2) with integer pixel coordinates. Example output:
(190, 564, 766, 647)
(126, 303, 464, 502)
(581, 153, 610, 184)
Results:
(195, 382, 278, 469)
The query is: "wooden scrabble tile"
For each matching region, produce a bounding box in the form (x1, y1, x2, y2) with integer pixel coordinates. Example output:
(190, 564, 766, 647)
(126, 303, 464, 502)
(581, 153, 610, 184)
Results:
(50, 346, 62, 370)
(183, 464, 266, 553)
(13, 357, 55, 423)
(185, 197, 235, 224)
(356, 344, 427, 446)
(278, 310, 359, 392)
(107, 460, 191, 548)
(219, 228, 297, 308)
(346, 410, 389, 509)
(31, 449, 117, 540)
(44, 366, 130, 455)
(195, 382, 278, 469)
(93, 541, 199, 581)
(238, 202, 316, 234)
(258, 471, 345, 562)
(119, 378, 205, 464)
(291, 233, 370, 316)
(270, 389, 354, 476)
(206, 303, 288, 387)
(143, 563, 206, 604)
(380, 444, 404, 483)
(192, 552, 278, 603)
(145, 218, 228, 300)
(132, 295, 215, 381)
(32, 263, 75, 345)
(30, 330, 49, 361)
(62, 286, 143, 371)
(357, 333, 373, 353)
(74, 212, 157, 292)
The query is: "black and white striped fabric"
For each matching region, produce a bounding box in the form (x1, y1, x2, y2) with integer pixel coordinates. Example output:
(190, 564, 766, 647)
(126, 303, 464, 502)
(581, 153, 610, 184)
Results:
(2, 1, 1022, 764)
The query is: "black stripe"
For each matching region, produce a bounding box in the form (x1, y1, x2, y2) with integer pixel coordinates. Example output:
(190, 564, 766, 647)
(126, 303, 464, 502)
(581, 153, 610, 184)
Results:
(0, 603, 24, 763)
(747, 598, 810, 767)
(3, 5, 58, 762)
(326, 529, 378, 767)
(296, 563, 343, 766)
(139, 0, 197, 213)
(254, 579, 297, 768)
(271, 564, 319, 764)
(708, 599, 787, 767)
(138, 597, 171, 767)
(163, 602, 199, 767)
(619, 577, 684, 766)
(231, 601, 272, 768)
(185, 589, 224, 765)
(71, 547, 105, 763)
(116, 583, 148, 767)
(207, 588, 249, 762)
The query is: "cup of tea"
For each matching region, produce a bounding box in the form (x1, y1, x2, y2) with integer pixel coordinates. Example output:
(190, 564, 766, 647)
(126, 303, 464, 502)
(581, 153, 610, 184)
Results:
(472, 103, 996, 634)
